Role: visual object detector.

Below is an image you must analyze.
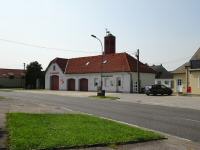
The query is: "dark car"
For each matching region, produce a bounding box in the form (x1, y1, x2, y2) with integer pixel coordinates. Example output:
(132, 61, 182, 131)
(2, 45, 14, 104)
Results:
(145, 84, 172, 96)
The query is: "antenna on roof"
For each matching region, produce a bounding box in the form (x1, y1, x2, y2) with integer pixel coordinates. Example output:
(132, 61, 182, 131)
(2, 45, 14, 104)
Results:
(105, 28, 110, 35)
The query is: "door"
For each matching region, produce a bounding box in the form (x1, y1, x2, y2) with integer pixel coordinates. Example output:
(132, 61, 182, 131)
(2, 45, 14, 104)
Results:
(51, 75, 59, 90)
(79, 78, 88, 91)
(176, 79, 183, 92)
(67, 79, 75, 91)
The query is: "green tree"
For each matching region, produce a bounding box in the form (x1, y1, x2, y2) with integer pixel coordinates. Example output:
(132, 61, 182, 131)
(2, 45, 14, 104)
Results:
(25, 61, 43, 89)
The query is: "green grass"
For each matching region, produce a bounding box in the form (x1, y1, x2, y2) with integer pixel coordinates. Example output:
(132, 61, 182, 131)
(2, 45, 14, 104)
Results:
(89, 95, 120, 100)
(7, 113, 164, 150)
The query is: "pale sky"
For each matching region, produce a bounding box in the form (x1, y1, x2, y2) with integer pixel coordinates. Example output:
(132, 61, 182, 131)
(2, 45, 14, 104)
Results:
(0, 0, 200, 71)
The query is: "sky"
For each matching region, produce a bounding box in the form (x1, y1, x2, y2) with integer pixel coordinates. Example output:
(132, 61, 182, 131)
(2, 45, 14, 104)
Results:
(0, 0, 200, 71)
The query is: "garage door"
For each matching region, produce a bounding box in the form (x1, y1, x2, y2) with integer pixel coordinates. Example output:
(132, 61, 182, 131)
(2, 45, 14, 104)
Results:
(51, 75, 59, 90)
(67, 79, 75, 91)
(79, 78, 88, 91)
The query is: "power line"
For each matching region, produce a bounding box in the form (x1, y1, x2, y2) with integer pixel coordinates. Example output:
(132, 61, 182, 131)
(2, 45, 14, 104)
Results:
(0, 37, 97, 54)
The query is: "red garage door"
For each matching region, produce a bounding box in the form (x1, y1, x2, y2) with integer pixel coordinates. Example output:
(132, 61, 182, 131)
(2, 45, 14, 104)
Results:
(51, 75, 59, 90)
(67, 79, 75, 91)
(79, 78, 88, 91)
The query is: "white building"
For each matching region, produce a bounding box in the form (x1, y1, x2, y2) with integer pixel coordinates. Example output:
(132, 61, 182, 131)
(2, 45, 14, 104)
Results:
(45, 34, 156, 93)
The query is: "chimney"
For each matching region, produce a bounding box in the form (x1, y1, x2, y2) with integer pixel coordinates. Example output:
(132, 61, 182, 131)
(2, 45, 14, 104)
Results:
(104, 33, 116, 54)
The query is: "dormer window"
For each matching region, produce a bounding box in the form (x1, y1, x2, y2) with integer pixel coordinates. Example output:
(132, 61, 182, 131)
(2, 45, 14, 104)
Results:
(85, 62, 90, 66)
(103, 60, 108, 64)
(53, 65, 56, 71)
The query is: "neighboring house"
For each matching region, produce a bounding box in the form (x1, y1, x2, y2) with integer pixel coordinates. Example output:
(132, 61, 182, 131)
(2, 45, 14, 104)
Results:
(150, 65, 173, 88)
(172, 48, 200, 94)
(45, 33, 156, 93)
(0, 68, 25, 88)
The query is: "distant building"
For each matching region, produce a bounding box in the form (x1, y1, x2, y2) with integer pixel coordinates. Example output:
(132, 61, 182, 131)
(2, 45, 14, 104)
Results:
(172, 48, 200, 94)
(150, 65, 173, 88)
(45, 33, 156, 93)
(0, 68, 25, 88)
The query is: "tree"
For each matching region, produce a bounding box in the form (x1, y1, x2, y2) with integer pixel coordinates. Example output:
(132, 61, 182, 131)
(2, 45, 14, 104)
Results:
(25, 61, 43, 89)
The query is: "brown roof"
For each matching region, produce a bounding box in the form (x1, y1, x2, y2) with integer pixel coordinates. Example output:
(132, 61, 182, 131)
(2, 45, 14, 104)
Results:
(47, 53, 155, 74)
(47, 58, 68, 73)
(191, 48, 200, 60)
(172, 62, 189, 74)
(150, 65, 173, 79)
(0, 68, 25, 78)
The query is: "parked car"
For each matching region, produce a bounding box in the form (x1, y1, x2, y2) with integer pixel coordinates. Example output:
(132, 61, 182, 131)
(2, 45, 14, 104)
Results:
(145, 84, 172, 96)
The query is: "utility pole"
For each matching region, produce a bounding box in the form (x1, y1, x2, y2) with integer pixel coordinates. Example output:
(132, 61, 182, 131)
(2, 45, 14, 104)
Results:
(136, 49, 140, 93)
(23, 63, 26, 89)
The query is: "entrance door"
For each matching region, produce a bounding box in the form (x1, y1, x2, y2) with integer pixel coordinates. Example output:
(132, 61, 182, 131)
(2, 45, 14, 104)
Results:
(67, 79, 75, 91)
(176, 79, 183, 92)
(79, 78, 88, 91)
(51, 75, 59, 90)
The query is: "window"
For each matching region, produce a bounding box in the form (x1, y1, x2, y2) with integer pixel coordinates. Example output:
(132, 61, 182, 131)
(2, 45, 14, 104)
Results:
(85, 62, 90, 66)
(177, 79, 182, 86)
(53, 65, 56, 71)
(94, 78, 98, 86)
(117, 78, 121, 86)
(102, 60, 108, 64)
(133, 82, 138, 92)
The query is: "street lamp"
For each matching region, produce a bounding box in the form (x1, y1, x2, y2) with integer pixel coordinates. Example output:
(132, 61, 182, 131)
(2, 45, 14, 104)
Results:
(91, 34, 105, 96)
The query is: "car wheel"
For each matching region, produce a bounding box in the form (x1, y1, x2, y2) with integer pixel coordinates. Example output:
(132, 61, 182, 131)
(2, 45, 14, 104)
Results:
(168, 92, 172, 96)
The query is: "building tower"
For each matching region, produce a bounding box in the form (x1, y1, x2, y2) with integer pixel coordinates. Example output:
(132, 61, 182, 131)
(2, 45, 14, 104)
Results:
(104, 31, 116, 54)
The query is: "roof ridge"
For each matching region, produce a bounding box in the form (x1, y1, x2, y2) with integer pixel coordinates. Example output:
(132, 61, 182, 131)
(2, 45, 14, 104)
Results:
(190, 47, 200, 60)
(68, 52, 126, 60)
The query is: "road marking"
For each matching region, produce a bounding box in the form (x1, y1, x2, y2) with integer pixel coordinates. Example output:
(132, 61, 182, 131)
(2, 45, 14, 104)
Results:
(181, 118, 200, 123)
(60, 106, 74, 112)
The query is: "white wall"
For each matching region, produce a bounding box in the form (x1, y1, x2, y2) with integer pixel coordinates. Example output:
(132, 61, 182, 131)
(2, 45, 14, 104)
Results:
(45, 63, 155, 93)
(65, 72, 131, 93)
(45, 63, 66, 90)
(131, 73, 155, 91)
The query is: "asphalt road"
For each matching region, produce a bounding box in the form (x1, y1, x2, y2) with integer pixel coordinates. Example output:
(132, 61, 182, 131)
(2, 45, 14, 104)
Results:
(1, 91, 200, 143)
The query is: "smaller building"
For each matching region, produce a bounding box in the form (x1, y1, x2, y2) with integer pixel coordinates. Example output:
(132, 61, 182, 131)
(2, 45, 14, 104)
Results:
(172, 48, 200, 94)
(0, 68, 25, 88)
(150, 65, 173, 88)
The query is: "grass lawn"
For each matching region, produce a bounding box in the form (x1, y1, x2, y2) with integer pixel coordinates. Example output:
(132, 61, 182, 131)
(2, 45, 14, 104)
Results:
(89, 95, 120, 100)
(7, 113, 164, 150)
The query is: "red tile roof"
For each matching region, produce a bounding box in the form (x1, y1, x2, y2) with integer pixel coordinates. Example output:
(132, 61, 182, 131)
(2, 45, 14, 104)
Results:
(0, 68, 25, 78)
(48, 53, 155, 74)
